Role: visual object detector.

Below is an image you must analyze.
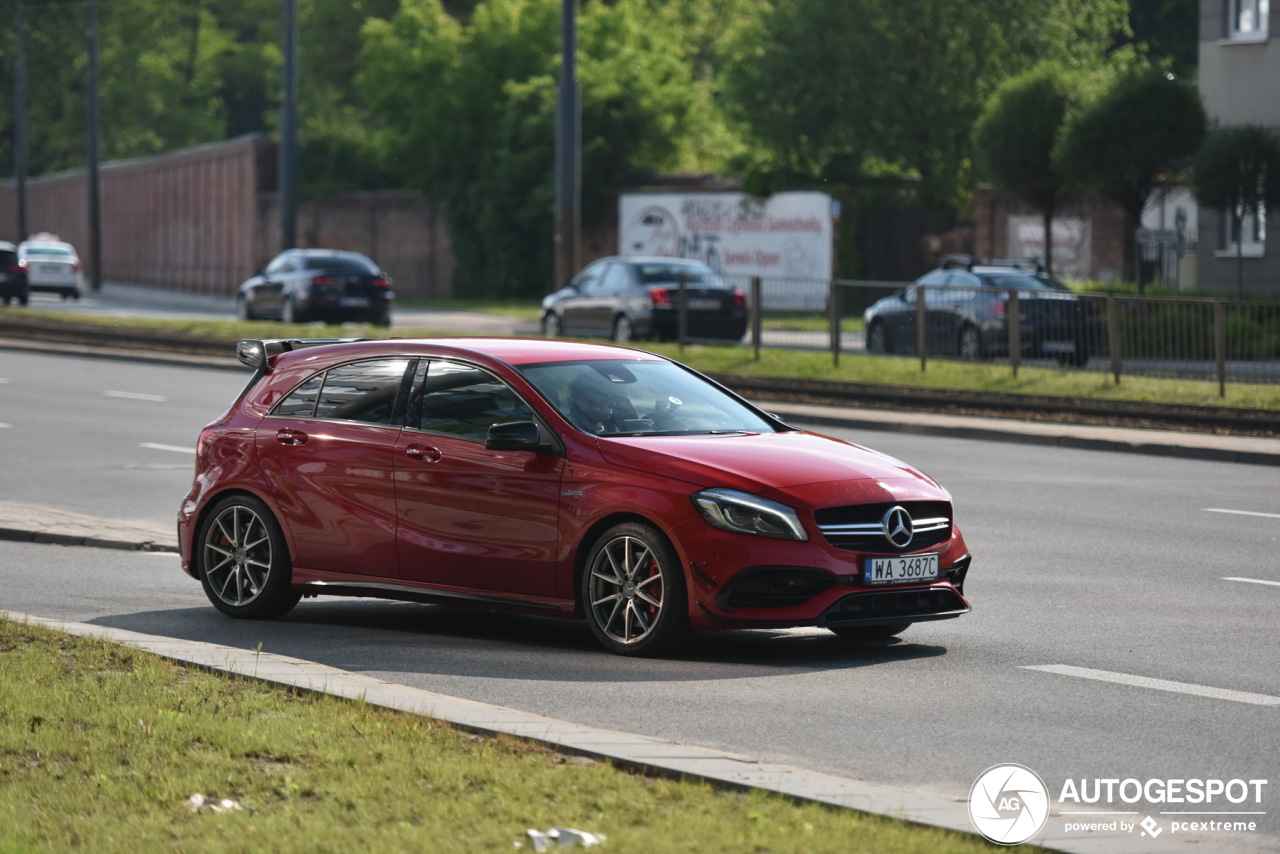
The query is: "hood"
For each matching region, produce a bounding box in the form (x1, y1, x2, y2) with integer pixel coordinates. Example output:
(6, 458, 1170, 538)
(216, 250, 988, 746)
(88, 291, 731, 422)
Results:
(597, 430, 943, 493)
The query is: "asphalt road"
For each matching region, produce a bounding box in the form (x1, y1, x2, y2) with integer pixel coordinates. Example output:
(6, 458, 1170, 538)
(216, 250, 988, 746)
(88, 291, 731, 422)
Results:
(1, 351, 1277, 852)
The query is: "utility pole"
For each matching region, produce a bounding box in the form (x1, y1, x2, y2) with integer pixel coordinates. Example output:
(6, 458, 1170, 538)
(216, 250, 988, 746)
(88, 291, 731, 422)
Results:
(553, 0, 580, 288)
(13, 0, 28, 239)
(85, 0, 102, 291)
(278, 0, 299, 251)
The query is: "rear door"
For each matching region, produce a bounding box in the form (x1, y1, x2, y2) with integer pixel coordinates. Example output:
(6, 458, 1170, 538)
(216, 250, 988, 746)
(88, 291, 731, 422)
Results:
(254, 357, 414, 578)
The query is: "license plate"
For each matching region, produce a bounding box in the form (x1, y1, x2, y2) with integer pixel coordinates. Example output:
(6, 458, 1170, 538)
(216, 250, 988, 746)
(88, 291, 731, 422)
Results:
(339, 297, 370, 308)
(686, 298, 719, 310)
(1042, 340, 1075, 354)
(864, 554, 939, 584)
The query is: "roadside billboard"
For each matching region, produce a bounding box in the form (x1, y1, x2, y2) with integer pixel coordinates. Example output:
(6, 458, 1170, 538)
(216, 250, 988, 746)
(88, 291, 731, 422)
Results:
(618, 191, 833, 283)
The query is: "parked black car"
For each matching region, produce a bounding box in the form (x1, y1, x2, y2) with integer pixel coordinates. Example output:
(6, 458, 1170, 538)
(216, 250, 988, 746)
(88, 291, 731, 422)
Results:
(863, 258, 1099, 366)
(542, 256, 748, 343)
(237, 249, 393, 326)
(0, 241, 29, 306)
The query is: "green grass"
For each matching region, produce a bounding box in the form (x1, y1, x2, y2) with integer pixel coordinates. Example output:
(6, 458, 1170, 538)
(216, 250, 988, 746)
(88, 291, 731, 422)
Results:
(5, 306, 1278, 411)
(0, 617, 1006, 854)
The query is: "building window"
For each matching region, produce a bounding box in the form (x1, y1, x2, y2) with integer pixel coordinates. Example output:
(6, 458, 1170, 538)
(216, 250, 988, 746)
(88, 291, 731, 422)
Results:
(1218, 205, 1266, 256)
(1229, 0, 1270, 38)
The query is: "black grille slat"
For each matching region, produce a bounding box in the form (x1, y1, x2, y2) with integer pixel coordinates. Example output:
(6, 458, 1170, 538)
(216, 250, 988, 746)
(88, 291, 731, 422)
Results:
(814, 501, 952, 553)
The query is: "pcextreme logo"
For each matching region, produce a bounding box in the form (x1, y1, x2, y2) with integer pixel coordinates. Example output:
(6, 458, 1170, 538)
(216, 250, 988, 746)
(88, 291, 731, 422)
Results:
(968, 765, 1270, 847)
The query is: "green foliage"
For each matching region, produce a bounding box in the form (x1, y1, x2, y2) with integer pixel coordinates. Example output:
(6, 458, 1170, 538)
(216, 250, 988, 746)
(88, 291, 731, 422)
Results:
(1057, 66, 1206, 222)
(723, 0, 1130, 210)
(1190, 124, 1280, 226)
(359, 0, 742, 299)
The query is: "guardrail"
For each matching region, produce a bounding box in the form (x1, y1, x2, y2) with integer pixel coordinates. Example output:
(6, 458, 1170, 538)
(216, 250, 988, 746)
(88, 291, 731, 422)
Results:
(674, 275, 1280, 394)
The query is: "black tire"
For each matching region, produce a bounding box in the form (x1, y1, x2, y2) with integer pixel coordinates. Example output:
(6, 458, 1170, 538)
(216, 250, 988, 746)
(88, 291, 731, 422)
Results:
(236, 296, 254, 321)
(582, 522, 692, 657)
(612, 314, 634, 343)
(865, 320, 889, 353)
(370, 307, 392, 328)
(542, 312, 561, 338)
(18, 290, 29, 306)
(958, 324, 982, 360)
(196, 495, 300, 619)
(1, 296, 10, 306)
(828, 622, 912, 641)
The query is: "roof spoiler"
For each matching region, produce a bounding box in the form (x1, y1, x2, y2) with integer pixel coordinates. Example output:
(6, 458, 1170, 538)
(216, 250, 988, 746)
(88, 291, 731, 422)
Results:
(236, 338, 370, 372)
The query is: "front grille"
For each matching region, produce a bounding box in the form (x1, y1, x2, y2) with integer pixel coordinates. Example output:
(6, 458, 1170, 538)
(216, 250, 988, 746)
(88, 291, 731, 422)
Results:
(820, 587, 969, 624)
(814, 501, 951, 553)
(719, 566, 836, 610)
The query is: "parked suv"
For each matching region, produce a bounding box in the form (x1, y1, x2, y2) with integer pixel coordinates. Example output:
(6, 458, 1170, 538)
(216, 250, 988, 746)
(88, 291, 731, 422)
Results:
(863, 256, 1099, 366)
(0, 241, 29, 306)
(17, 233, 82, 300)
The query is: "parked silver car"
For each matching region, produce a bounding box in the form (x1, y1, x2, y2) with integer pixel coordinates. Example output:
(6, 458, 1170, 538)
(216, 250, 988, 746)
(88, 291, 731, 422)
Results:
(17, 233, 82, 300)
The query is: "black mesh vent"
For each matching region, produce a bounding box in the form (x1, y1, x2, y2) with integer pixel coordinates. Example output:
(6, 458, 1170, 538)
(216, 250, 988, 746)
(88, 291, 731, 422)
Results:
(719, 566, 836, 610)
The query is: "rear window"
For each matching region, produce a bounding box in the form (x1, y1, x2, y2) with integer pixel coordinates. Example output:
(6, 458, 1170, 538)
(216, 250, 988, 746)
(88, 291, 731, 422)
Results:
(26, 245, 75, 258)
(305, 256, 376, 275)
(979, 273, 1066, 292)
(635, 264, 727, 288)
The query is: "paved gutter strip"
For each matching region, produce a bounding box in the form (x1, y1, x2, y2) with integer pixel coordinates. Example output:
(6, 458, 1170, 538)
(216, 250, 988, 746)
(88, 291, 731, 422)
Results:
(3, 609, 1226, 854)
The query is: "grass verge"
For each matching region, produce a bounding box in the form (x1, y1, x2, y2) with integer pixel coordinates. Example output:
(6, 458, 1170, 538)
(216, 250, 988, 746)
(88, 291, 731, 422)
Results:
(5, 306, 1278, 411)
(0, 617, 1004, 854)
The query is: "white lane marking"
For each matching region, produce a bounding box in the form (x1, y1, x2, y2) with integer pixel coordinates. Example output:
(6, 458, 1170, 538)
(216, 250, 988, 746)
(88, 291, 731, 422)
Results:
(1203, 507, 1280, 520)
(1022, 665, 1280, 706)
(1224, 577, 1280, 588)
(140, 442, 194, 454)
(104, 390, 167, 402)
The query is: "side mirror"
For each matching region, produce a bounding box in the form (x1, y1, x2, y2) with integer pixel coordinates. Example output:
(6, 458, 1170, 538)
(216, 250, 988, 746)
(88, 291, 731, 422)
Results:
(485, 420, 555, 453)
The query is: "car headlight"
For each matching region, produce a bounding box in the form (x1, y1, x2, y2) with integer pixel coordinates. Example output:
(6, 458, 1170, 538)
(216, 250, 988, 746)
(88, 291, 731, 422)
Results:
(691, 488, 807, 541)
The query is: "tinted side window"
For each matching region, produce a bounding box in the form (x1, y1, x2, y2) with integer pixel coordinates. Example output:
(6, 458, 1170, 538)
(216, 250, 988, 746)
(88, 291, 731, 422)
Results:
(274, 358, 412, 424)
(413, 361, 534, 441)
(275, 375, 324, 417)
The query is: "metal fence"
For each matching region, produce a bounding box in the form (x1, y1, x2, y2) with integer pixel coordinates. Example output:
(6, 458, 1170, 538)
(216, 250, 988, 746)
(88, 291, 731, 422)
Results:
(679, 274, 1280, 393)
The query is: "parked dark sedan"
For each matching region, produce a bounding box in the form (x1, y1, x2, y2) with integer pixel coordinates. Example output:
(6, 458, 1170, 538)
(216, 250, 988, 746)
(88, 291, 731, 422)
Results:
(863, 259, 1098, 366)
(542, 256, 748, 343)
(0, 241, 29, 306)
(237, 249, 393, 326)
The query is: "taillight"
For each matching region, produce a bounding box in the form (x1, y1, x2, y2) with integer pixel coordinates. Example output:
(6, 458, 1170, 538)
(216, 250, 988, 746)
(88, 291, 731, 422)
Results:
(373, 276, 391, 289)
(648, 286, 672, 307)
(731, 288, 746, 309)
(311, 275, 337, 287)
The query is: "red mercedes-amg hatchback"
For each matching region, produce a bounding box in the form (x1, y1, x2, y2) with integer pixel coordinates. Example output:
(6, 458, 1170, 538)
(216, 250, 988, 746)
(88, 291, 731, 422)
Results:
(178, 337, 972, 656)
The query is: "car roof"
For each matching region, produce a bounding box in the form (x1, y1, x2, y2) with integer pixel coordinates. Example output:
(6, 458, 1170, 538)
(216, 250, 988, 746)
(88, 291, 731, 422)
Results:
(0, 241, 15, 251)
(262, 337, 670, 372)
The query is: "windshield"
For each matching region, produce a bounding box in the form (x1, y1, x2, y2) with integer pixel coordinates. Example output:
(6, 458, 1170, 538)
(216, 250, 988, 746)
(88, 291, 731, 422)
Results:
(26, 246, 75, 258)
(518, 359, 776, 437)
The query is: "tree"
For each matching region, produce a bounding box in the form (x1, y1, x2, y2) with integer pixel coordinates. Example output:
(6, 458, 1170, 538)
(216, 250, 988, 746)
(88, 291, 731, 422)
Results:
(973, 64, 1087, 277)
(1056, 65, 1206, 290)
(359, 0, 741, 298)
(1190, 124, 1280, 297)
(723, 0, 1130, 212)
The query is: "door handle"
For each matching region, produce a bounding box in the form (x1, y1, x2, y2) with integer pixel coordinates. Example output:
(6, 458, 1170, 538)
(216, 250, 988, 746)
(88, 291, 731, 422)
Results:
(405, 444, 442, 462)
(275, 428, 308, 446)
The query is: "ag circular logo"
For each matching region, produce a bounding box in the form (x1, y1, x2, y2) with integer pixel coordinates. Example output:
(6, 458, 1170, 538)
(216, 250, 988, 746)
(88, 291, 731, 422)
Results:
(969, 764, 1050, 845)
